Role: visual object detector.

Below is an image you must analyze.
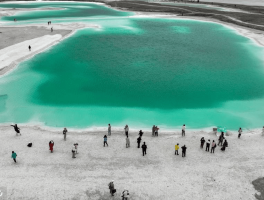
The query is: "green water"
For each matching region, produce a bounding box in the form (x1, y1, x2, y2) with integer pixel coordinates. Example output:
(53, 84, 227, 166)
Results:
(1, 2, 264, 130)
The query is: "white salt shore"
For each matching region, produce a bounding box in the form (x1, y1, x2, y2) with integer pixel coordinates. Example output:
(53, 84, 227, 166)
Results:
(0, 124, 263, 199)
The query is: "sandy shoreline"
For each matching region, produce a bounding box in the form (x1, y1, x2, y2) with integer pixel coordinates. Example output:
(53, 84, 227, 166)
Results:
(0, 124, 263, 199)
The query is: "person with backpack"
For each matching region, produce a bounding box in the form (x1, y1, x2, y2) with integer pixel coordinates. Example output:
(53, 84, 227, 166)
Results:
(108, 181, 115, 196)
(72, 144, 76, 158)
(63, 128, 67, 141)
(49, 140, 54, 153)
(200, 137, 205, 148)
(175, 143, 179, 155)
(126, 135, 130, 148)
(121, 189, 129, 200)
(181, 145, 187, 157)
(221, 140, 228, 151)
(205, 140, 210, 152)
(11, 124, 21, 136)
(182, 124, 186, 137)
(11, 151, 17, 163)
(108, 124, 111, 136)
(139, 130, 144, 137)
(104, 135, 108, 147)
(238, 127, 242, 138)
(141, 142, 147, 156)
(211, 140, 216, 153)
(137, 136, 141, 148)
(124, 125, 129, 137)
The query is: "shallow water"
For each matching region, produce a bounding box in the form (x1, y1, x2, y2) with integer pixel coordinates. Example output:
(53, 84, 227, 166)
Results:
(0, 2, 264, 130)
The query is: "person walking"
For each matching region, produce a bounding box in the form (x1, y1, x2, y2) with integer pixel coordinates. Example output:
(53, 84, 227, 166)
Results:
(11, 151, 17, 163)
(49, 140, 54, 153)
(72, 144, 76, 158)
(121, 189, 129, 200)
(182, 124, 186, 137)
(218, 132, 224, 146)
(126, 135, 130, 148)
(29, 45, 31, 51)
(108, 124, 111, 136)
(175, 143, 179, 155)
(104, 135, 108, 147)
(141, 142, 147, 156)
(139, 130, 144, 137)
(221, 140, 228, 151)
(152, 125, 155, 136)
(124, 125, 129, 137)
(108, 181, 115, 196)
(211, 140, 216, 153)
(137, 136, 141, 148)
(11, 124, 21, 136)
(238, 127, 242, 138)
(181, 145, 187, 157)
(63, 128, 67, 141)
(200, 137, 205, 148)
(205, 140, 210, 152)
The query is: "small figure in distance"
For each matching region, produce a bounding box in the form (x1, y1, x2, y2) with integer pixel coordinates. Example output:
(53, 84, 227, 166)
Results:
(218, 132, 224, 146)
(206, 139, 210, 152)
(126, 135, 130, 148)
(137, 136, 141, 148)
(108, 124, 111, 136)
(124, 125, 129, 137)
(104, 135, 108, 147)
(238, 127, 242, 138)
(28, 45, 31, 51)
(221, 139, 228, 151)
(74, 143, 78, 154)
(152, 125, 155, 136)
(200, 137, 205, 148)
(49, 140, 54, 153)
(108, 180, 115, 196)
(63, 128, 67, 141)
(51, 27, 53, 32)
(211, 140, 216, 153)
(141, 142, 147, 156)
(175, 143, 179, 155)
(155, 126, 159, 136)
(139, 130, 144, 137)
(182, 124, 186, 137)
(181, 145, 187, 157)
(72, 144, 76, 158)
(11, 151, 17, 163)
(11, 124, 21, 136)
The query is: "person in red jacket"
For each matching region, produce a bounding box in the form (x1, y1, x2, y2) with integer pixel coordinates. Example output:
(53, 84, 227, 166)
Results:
(49, 140, 54, 153)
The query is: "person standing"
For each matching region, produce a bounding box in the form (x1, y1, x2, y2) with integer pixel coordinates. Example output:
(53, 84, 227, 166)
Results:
(29, 45, 31, 51)
(181, 145, 187, 157)
(238, 127, 242, 138)
(211, 140, 216, 153)
(121, 189, 129, 200)
(155, 126, 159, 136)
(182, 124, 186, 137)
(139, 130, 144, 137)
(63, 128, 67, 141)
(72, 144, 76, 158)
(218, 132, 224, 146)
(49, 140, 54, 153)
(51, 27, 53, 32)
(205, 140, 210, 152)
(104, 135, 108, 147)
(141, 142, 147, 156)
(126, 135, 130, 148)
(108, 181, 115, 196)
(11, 124, 21, 136)
(137, 136, 141, 148)
(152, 125, 155, 136)
(175, 143, 179, 155)
(200, 137, 205, 148)
(221, 140, 228, 151)
(108, 124, 111, 136)
(11, 151, 17, 163)
(124, 125, 129, 137)
(74, 143, 78, 154)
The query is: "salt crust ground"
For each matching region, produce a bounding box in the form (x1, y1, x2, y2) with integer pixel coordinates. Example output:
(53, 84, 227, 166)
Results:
(0, 125, 263, 199)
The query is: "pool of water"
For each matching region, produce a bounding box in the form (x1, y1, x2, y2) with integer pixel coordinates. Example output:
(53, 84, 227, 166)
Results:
(0, 2, 264, 130)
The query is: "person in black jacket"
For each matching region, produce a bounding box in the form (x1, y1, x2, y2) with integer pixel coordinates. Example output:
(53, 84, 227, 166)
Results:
(11, 124, 21, 136)
(221, 140, 228, 151)
(139, 130, 144, 137)
(205, 140, 210, 152)
(137, 136, 141, 148)
(218, 132, 224, 146)
(200, 137, 205, 148)
(181, 145, 187, 157)
(141, 142, 147, 156)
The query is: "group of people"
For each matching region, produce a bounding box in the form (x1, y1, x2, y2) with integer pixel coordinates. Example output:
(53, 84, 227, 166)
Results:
(152, 125, 159, 136)
(108, 180, 129, 200)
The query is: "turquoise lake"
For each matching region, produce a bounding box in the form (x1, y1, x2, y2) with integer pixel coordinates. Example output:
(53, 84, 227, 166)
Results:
(0, 2, 264, 130)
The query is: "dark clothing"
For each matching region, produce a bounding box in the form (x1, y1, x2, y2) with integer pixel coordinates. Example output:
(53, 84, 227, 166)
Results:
(181, 146, 187, 157)
(137, 137, 141, 148)
(11, 125, 20, 133)
(139, 131, 143, 137)
(104, 141, 108, 147)
(13, 158, 16, 163)
(182, 130, 185, 136)
(238, 133, 241, 138)
(141, 144, 147, 156)
(221, 141, 228, 151)
(125, 132, 128, 137)
(200, 138, 205, 148)
(206, 143, 210, 152)
(175, 150, 179, 155)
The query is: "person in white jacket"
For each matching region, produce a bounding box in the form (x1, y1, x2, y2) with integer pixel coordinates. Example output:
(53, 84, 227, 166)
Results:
(72, 145, 76, 158)
(124, 125, 129, 137)
(121, 189, 129, 200)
